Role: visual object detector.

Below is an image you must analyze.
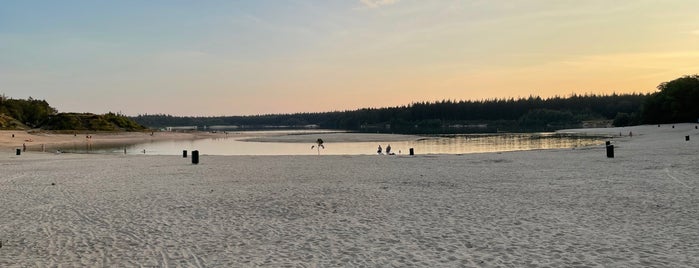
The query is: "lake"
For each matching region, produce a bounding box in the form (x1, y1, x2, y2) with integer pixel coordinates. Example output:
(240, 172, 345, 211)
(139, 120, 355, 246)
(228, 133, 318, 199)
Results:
(59, 131, 607, 156)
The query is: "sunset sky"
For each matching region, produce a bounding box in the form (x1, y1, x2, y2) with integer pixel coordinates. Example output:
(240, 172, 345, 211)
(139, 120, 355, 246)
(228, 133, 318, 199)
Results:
(2, 0, 698, 116)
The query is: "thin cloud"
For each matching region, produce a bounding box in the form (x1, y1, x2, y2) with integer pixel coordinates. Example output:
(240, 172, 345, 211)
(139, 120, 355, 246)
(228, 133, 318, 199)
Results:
(360, 0, 399, 9)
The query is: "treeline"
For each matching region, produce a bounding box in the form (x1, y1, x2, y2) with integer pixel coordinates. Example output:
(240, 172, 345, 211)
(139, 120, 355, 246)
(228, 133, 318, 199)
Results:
(42, 112, 147, 131)
(0, 95, 56, 128)
(133, 93, 649, 133)
(4, 75, 696, 133)
(0, 95, 146, 131)
(134, 75, 699, 133)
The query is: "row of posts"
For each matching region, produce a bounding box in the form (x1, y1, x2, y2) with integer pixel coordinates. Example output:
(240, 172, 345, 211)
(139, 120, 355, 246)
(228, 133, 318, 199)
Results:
(17, 148, 200, 164)
(604, 135, 691, 158)
(185, 147, 413, 163)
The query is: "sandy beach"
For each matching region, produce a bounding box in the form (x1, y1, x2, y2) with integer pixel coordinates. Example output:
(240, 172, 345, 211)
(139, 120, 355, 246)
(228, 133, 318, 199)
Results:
(1, 124, 698, 266)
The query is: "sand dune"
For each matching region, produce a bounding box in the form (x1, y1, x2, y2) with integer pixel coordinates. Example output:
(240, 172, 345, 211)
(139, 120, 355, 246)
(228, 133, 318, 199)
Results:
(1, 124, 698, 266)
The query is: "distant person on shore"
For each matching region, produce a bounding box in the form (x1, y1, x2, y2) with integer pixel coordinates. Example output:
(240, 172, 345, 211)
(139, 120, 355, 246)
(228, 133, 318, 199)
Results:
(386, 144, 392, 155)
(377, 145, 382, 155)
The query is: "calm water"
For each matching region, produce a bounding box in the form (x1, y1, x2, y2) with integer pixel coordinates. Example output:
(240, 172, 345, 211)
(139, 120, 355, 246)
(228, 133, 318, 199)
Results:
(59, 132, 607, 156)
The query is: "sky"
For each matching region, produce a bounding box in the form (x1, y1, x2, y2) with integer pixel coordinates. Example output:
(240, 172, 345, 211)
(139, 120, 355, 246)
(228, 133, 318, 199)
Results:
(1, 0, 698, 116)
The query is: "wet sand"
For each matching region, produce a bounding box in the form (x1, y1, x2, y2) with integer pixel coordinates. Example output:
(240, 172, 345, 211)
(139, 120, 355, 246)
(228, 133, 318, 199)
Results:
(0, 131, 227, 152)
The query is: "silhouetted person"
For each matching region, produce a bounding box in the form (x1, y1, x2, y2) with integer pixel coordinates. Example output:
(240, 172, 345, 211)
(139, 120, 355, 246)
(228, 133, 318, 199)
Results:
(377, 145, 382, 155)
(386, 144, 392, 155)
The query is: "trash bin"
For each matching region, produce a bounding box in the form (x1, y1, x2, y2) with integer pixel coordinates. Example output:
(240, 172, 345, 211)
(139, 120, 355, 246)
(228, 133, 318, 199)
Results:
(606, 144, 614, 158)
(183, 150, 188, 158)
(16, 148, 21, 155)
(409, 148, 414, 156)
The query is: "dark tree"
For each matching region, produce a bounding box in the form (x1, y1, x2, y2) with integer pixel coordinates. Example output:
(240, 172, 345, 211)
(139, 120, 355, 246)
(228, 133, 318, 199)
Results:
(642, 75, 699, 123)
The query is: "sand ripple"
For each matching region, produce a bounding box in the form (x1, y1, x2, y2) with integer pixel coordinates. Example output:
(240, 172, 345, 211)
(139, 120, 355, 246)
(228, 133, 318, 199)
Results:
(1, 124, 698, 266)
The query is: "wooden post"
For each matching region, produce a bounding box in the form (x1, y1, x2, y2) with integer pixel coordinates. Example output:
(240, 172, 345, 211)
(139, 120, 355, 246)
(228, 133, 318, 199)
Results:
(606, 144, 614, 158)
(192, 150, 199, 164)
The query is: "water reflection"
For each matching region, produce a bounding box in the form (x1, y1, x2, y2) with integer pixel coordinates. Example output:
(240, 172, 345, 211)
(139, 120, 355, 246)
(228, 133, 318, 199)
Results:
(57, 132, 606, 156)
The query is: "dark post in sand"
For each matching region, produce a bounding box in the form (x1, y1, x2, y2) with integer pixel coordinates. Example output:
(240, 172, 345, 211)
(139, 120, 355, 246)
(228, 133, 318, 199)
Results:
(183, 150, 188, 158)
(192, 150, 199, 164)
(686, 136, 690, 141)
(606, 142, 614, 158)
(16, 148, 21, 155)
(409, 148, 414, 156)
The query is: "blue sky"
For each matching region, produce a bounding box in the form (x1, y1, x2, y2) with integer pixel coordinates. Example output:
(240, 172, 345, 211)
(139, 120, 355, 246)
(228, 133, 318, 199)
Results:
(2, 0, 698, 116)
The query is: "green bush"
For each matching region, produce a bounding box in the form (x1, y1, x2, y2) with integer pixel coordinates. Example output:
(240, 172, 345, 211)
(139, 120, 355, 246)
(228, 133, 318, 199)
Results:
(43, 113, 146, 131)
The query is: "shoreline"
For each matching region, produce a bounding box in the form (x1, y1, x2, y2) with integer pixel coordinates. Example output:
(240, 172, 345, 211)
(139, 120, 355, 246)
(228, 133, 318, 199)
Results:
(2, 127, 620, 156)
(0, 130, 230, 152)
